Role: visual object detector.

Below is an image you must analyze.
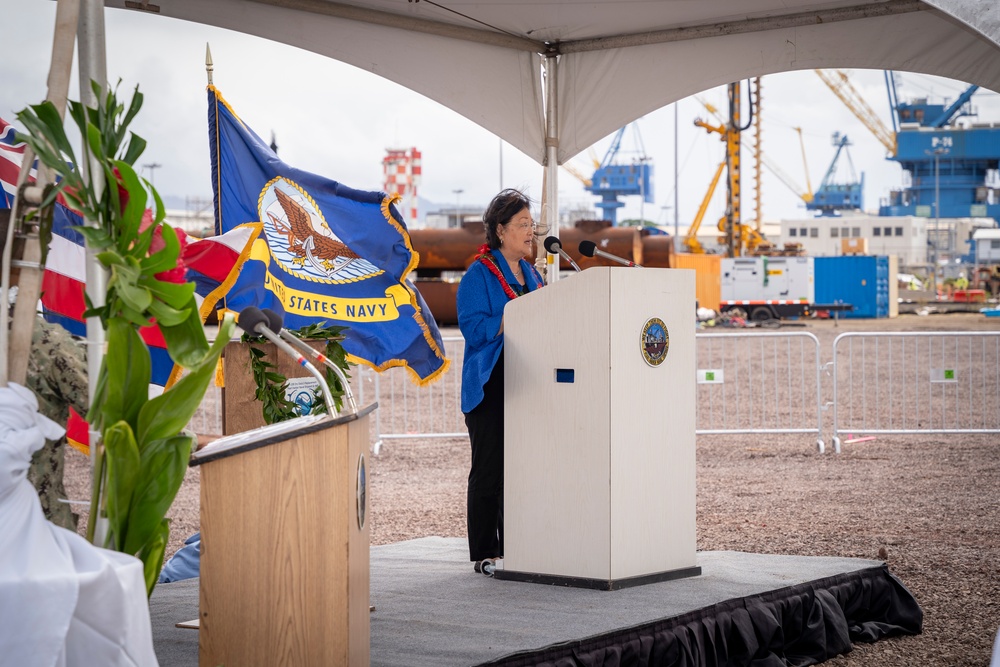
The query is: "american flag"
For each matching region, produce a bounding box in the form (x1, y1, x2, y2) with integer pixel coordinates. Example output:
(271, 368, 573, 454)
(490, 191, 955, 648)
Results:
(0, 116, 33, 208)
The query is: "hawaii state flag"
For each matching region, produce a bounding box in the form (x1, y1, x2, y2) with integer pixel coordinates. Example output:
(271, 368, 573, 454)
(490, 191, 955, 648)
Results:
(41, 199, 260, 386)
(66, 406, 90, 456)
(1, 116, 33, 208)
(207, 86, 448, 384)
(1, 114, 260, 388)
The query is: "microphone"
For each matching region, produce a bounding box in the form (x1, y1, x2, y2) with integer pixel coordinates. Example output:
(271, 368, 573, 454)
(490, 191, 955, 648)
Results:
(577, 240, 642, 268)
(262, 308, 358, 415)
(237, 306, 337, 417)
(543, 236, 582, 272)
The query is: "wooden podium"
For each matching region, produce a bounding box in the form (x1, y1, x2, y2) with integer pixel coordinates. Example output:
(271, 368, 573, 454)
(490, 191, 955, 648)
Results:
(190, 405, 375, 666)
(497, 267, 700, 590)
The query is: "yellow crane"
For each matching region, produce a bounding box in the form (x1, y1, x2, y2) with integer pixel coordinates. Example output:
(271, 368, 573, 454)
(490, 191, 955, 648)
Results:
(701, 97, 813, 205)
(814, 69, 897, 155)
(561, 162, 592, 188)
(752, 77, 763, 233)
(793, 127, 814, 197)
(683, 157, 726, 254)
(688, 89, 768, 256)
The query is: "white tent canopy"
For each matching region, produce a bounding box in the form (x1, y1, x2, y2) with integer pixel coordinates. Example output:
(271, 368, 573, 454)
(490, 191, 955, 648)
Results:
(102, 0, 1000, 269)
(105, 0, 1000, 166)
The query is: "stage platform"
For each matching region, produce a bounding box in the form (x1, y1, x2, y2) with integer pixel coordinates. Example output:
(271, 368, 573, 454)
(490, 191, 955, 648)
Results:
(150, 537, 921, 666)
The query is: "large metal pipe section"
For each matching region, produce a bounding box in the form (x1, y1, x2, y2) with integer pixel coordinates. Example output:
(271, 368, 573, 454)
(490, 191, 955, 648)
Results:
(410, 222, 674, 324)
(411, 221, 674, 272)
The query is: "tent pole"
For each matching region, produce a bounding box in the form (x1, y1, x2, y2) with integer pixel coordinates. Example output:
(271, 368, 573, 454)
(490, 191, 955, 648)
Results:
(2, 0, 80, 387)
(542, 54, 560, 284)
(77, 0, 108, 405)
(78, 0, 109, 547)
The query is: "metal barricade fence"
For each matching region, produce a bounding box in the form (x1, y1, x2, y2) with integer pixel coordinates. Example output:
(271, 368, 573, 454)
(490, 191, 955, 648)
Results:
(190, 331, 1000, 455)
(181, 346, 449, 450)
(695, 332, 825, 450)
(365, 332, 827, 452)
(359, 336, 467, 453)
(188, 382, 223, 436)
(831, 331, 1000, 452)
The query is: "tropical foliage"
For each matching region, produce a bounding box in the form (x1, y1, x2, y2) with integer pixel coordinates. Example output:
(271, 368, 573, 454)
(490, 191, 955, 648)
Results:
(245, 321, 352, 424)
(17, 81, 234, 595)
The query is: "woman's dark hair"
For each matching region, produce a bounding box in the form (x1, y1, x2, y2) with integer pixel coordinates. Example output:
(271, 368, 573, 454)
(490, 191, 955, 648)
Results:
(483, 188, 532, 250)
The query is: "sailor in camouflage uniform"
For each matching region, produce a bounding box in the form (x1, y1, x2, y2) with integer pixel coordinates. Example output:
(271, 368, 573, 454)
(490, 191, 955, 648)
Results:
(25, 316, 89, 531)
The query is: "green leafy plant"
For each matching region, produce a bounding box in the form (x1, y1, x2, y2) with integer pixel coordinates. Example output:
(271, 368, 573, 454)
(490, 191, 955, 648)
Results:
(246, 342, 299, 424)
(245, 322, 351, 424)
(17, 81, 235, 596)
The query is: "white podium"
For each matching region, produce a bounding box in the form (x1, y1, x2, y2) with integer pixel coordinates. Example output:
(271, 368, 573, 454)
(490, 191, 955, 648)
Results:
(497, 267, 700, 590)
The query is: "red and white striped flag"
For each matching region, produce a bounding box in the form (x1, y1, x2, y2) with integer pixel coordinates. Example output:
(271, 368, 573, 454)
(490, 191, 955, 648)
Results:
(0, 115, 261, 387)
(0, 116, 34, 208)
(42, 199, 260, 386)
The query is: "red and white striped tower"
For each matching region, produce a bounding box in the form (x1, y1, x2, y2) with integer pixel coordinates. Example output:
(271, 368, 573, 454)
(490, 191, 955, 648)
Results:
(382, 147, 421, 225)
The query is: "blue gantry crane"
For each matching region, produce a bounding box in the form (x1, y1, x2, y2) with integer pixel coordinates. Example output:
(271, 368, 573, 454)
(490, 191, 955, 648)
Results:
(879, 75, 1000, 224)
(806, 132, 864, 216)
(817, 68, 1000, 227)
(587, 124, 654, 225)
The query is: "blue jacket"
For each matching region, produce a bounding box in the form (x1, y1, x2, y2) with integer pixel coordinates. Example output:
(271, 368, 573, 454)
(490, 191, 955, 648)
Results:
(457, 250, 543, 412)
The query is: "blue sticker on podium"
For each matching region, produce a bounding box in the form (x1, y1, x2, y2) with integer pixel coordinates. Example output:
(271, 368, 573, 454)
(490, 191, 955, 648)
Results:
(555, 368, 575, 383)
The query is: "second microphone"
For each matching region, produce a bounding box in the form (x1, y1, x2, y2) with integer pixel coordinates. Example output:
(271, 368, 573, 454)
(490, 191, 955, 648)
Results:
(577, 240, 643, 268)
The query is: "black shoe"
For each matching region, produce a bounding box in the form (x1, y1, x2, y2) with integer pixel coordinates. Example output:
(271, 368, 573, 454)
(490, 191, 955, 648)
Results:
(474, 558, 498, 575)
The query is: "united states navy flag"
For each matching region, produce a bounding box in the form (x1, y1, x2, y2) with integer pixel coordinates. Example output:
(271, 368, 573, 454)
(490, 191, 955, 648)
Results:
(207, 86, 449, 384)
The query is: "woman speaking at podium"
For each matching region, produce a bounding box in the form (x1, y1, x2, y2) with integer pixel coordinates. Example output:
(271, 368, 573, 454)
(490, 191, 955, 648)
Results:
(457, 189, 543, 574)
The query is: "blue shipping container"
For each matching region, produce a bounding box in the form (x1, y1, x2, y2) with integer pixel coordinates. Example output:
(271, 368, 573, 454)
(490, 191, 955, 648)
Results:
(815, 256, 889, 318)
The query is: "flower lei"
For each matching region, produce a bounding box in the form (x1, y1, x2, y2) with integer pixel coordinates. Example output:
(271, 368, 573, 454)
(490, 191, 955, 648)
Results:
(476, 244, 530, 300)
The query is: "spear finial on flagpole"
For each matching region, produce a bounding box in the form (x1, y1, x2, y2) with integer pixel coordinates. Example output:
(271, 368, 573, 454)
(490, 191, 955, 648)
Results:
(206, 43, 213, 86)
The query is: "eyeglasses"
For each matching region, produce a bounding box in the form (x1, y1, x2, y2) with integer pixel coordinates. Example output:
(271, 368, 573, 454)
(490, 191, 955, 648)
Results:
(509, 221, 537, 232)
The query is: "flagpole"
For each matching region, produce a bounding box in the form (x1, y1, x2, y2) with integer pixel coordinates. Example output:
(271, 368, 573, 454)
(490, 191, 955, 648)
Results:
(541, 55, 560, 284)
(206, 42, 214, 86)
(1, 0, 79, 386)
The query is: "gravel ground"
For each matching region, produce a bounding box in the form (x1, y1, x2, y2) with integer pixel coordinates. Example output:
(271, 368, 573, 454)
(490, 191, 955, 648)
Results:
(62, 312, 1000, 666)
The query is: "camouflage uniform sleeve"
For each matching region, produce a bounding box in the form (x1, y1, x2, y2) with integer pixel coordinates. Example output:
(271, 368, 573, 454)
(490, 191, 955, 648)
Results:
(28, 317, 89, 421)
(26, 317, 89, 531)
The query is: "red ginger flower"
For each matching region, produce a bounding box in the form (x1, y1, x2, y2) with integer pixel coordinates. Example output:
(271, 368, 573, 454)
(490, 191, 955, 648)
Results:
(139, 210, 189, 284)
(155, 227, 188, 283)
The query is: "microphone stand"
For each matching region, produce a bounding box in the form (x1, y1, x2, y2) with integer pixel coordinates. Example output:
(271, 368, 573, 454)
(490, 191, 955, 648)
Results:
(578, 240, 643, 268)
(241, 315, 338, 417)
(543, 236, 582, 272)
(277, 330, 359, 415)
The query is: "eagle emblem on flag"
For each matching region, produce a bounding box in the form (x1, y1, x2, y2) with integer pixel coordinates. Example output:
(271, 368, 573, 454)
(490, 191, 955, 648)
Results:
(262, 178, 379, 282)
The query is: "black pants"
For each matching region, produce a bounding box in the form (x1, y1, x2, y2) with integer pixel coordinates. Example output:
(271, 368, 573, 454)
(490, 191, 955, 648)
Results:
(464, 353, 504, 561)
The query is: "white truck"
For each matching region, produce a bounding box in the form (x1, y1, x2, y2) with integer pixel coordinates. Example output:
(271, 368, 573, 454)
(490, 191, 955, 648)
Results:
(720, 256, 850, 321)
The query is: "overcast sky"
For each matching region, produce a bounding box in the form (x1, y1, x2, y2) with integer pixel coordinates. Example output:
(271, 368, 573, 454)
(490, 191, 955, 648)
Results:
(5, 1, 1000, 230)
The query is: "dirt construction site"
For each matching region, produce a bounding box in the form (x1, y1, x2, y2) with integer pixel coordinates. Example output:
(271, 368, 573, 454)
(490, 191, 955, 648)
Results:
(64, 312, 1000, 666)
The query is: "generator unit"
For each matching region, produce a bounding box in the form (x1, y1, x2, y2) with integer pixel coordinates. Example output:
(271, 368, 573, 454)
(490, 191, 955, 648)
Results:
(720, 256, 819, 320)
